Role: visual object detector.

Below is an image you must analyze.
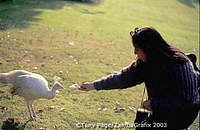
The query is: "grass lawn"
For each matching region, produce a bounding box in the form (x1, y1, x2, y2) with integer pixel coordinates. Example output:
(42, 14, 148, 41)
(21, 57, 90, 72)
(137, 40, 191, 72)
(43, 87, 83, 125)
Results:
(0, 0, 199, 129)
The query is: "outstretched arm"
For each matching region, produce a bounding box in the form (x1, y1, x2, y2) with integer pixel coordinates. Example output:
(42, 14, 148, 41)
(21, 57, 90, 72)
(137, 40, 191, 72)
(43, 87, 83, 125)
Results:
(80, 60, 145, 91)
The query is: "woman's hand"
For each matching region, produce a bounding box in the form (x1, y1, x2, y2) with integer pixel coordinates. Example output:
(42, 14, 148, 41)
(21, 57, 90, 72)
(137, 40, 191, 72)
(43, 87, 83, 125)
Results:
(79, 82, 95, 91)
(142, 100, 152, 111)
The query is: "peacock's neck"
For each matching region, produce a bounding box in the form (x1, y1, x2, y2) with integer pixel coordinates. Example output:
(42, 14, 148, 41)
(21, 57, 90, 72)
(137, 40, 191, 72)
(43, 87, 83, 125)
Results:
(44, 89, 57, 99)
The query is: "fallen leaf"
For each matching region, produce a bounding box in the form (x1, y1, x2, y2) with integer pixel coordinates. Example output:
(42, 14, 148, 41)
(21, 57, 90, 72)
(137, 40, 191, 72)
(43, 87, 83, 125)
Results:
(53, 76, 62, 81)
(69, 55, 74, 58)
(41, 64, 45, 67)
(98, 105, 108, 111)
(49, 106, 55, 109)
(114, 107, 125, 113)
(7, 118, 15, 122)
(32, 67, 38, 70)
(53, 125, 59, 129)
(60, 108, 65, 111)
(24, 50, 28, 53)
(69, 41, 74, 46)
(50, 56, 54, 59)
(42, 56, 47, 59)
(116, 101, 120, 106)
(0, 105, 8, 112)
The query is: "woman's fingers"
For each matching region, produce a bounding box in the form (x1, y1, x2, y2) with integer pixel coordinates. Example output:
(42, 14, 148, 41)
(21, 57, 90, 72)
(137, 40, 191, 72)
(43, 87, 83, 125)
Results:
(79, 85, 87, 90)
(79, 82, 95, 91)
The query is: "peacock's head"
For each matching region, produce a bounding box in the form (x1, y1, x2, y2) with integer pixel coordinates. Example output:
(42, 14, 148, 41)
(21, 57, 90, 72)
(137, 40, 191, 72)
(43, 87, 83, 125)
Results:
(52, 81, 63, 90)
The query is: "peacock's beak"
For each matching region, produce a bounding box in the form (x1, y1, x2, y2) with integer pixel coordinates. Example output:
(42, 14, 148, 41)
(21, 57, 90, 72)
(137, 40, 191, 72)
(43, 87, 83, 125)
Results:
(54, 81, 64, 89)
(58, 84, 64, 89)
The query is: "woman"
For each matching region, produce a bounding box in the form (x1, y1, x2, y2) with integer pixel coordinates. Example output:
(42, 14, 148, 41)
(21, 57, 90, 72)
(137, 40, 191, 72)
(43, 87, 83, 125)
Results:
(78, 26, 200, 129)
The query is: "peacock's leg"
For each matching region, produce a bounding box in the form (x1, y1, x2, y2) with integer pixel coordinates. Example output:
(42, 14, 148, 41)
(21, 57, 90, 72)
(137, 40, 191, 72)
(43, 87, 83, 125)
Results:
(31, 104, 37, 118)
(27, 102, 35, 120)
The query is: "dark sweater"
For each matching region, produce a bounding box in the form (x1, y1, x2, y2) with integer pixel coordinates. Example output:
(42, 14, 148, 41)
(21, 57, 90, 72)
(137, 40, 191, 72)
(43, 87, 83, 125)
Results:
(93, 60, 200, 113)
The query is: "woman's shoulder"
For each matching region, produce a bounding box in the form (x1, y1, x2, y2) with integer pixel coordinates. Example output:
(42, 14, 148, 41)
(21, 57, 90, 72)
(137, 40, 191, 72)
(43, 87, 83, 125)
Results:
(166, 60, 197, 74)
(166, 59, 188, 67)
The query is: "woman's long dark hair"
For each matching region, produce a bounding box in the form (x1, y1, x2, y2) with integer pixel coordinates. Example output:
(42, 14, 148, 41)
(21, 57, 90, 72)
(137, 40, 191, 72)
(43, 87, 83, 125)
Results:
(130, 26, 189, 63)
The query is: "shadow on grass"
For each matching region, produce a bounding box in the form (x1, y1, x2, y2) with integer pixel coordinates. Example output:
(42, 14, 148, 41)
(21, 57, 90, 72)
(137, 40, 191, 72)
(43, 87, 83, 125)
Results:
(67, 0, 103, 5)
(1, 118, 31, 130)
(177, 0, 199, 8)
(0, 0, 104, 31)
(80, 8, 105, 15)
